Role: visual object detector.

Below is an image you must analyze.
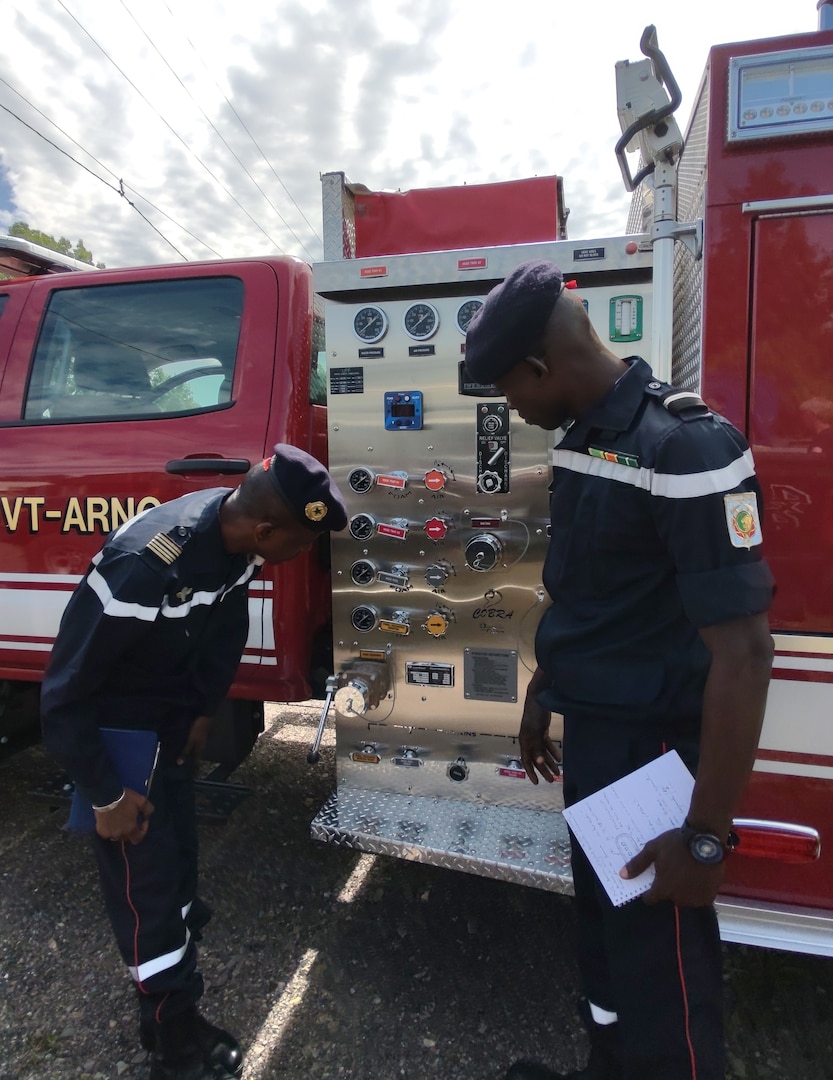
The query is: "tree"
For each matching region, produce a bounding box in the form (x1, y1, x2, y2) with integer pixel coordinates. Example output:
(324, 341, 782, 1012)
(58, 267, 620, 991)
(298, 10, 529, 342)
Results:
(8, 221, 105, 268)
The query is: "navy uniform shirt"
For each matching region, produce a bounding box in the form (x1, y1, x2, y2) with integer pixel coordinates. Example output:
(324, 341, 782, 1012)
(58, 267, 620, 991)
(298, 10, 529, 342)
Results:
(41, 488, 262, 806)
(535, 357, 774, 725)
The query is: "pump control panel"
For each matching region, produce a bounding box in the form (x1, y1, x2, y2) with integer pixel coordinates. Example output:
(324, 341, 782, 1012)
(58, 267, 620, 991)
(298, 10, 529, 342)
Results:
(315, 237, 652, 752)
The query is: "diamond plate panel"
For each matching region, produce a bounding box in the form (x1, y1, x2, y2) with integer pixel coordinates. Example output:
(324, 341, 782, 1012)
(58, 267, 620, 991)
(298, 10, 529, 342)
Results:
(321, 171, 356, 261)
(311, 787, 575, 894)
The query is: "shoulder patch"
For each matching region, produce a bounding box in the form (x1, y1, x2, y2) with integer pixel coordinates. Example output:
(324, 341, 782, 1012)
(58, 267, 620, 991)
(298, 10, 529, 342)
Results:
(724, 492, 763, 548)
(145, 532, 183, 565)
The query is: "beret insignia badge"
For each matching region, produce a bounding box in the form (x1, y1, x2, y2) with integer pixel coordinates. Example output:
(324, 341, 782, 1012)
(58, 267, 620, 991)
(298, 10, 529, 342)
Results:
(305, 500, 327, 522)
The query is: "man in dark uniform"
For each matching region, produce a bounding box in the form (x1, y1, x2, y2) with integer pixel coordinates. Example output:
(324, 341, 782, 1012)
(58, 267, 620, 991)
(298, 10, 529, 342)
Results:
(465, 261, 774, 1080)
(41, 445, 347, 1080)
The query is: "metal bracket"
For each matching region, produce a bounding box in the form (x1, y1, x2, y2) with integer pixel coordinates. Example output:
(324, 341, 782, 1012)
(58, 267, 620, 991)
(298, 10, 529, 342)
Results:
(651, 218, 703, 260)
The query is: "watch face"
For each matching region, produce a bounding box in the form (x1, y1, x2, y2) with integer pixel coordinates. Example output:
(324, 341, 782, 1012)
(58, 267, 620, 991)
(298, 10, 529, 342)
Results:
(403, 302, 439, 341)
(456, 298, 484, 334)
(353, 306, 388, 344)
(690, 833, 724, 864)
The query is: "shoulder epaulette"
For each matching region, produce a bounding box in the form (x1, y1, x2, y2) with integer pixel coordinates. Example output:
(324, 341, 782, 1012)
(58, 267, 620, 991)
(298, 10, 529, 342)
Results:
(660, 390, 709, 416)
(145, 532, 183, 565)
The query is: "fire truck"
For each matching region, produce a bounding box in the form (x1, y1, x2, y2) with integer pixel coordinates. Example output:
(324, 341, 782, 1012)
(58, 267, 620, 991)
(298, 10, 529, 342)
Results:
(0, 16, 831, 956)
(308, 18, 833, 958)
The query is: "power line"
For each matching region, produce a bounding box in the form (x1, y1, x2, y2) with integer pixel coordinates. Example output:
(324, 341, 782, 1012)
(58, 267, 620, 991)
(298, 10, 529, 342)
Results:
(54, 0, 289, 254)
(0, 101, 189, 260)
(122, 0, 318, 262)
(159, 0, 323, 250)
(0, 73, 222, 259)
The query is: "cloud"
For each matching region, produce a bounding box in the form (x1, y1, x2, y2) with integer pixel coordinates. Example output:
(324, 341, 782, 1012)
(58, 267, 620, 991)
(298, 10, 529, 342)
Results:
(0, 0, 812, 267)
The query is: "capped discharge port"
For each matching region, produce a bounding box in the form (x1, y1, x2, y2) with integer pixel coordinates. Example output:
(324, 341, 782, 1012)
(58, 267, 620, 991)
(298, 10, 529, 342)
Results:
(447, 757, 469, 783)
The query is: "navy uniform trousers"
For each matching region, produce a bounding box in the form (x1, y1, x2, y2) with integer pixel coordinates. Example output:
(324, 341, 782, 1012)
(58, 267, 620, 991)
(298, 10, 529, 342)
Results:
(562, 713, 724, 1080)
(92, 759, 204, 1025)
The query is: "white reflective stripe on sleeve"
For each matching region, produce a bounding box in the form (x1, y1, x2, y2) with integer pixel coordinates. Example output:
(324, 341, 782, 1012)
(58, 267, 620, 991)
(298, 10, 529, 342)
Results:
(160, 587, 224, 618)
(221, 559, 262, 600)
(553, 447, 756, 500)
(128, 928, 191, 983)
(87, 567, 160, 622)
(588, 1002, 619, 1026)
(181, 900, 193, 920)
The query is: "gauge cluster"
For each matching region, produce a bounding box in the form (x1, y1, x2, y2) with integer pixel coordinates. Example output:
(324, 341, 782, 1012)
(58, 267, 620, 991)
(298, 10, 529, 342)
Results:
(350, 296, 485, 347)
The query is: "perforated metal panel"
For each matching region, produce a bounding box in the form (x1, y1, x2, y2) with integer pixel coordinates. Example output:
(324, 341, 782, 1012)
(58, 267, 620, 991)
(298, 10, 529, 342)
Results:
(672, 73, 709, 390)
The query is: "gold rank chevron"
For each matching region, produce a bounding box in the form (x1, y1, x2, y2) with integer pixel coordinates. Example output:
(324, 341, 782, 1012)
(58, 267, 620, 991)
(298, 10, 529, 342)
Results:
(145, 532, 183, 565)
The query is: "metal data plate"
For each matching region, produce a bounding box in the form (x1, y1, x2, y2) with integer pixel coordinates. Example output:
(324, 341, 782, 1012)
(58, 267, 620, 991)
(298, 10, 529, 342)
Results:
(311, 787, 574, 894)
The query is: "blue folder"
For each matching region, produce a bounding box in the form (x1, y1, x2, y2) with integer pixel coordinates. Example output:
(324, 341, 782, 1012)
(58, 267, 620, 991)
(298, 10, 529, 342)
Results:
(67, 728, 160, 834)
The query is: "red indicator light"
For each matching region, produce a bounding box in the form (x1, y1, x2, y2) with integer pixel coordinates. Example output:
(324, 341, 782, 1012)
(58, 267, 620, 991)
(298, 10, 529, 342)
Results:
(625, 241, 639, 255)
(732, 819, 821, 864)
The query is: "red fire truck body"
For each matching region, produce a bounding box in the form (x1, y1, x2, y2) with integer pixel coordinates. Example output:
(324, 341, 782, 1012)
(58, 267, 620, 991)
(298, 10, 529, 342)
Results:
(673, 28, 833, 923)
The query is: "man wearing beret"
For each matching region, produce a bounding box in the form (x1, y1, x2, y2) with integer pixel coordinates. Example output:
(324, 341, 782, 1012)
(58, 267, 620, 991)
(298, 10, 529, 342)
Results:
(465, 262, 774, 1080)
(41, 445, 347, 1080)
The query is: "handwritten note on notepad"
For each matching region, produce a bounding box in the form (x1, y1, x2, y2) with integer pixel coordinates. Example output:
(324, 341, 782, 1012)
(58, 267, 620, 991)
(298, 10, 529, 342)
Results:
(562, 750, 695, 907)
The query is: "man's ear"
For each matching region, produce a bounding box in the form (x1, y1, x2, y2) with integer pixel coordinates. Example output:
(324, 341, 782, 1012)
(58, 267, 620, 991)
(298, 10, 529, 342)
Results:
(524, 355, 548, 378)
(253, 521, 275, 543)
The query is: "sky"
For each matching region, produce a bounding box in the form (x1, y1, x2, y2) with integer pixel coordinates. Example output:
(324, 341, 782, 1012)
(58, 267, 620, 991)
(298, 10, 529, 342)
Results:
(0, 0, 820, 269)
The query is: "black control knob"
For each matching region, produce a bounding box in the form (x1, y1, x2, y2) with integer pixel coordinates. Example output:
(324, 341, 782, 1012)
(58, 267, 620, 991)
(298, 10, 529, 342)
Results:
(464, 534, 502, 572)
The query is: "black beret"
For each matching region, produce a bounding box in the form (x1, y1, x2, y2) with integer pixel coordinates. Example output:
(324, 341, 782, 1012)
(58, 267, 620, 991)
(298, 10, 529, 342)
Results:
(465, 259, 564, 383)
(262, 444, 347, 533)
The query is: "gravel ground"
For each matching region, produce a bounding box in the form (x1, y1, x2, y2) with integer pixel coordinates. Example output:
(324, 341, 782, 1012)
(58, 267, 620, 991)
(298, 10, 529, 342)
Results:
(2, 701, 833, 1080)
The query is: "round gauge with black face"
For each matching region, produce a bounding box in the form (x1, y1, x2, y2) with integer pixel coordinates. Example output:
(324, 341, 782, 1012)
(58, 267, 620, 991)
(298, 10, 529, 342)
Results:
(403, 302, 439, 341)
(456, 298, 484, 334)
(350, 605, 377, 632)
(353, 305, 388, 344)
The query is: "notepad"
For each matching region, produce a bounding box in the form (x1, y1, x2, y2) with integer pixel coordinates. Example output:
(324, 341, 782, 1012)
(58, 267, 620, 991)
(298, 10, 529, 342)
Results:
(562, 749, 695, 907)
(67, 728, 160, 834)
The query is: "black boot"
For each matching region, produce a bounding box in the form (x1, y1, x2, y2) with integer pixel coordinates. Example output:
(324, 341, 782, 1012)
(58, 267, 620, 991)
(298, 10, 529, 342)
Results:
(503, 999, 623, 1080)
(141, 1011, 242, 1074)
(148, 1007, 242, 1080)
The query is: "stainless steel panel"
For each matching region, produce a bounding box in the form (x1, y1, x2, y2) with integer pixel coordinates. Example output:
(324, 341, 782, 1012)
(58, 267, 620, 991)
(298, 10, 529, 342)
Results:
(316, 242, 653, 826)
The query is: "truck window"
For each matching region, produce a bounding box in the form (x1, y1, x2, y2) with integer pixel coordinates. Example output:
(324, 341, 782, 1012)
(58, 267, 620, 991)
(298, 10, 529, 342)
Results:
(23, 277, 244, 422)
(0, 295, 8, 319)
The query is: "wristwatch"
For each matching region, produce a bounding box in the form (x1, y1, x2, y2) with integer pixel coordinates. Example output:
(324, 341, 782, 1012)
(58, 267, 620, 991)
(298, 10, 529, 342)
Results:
(680, 819, 739, 864)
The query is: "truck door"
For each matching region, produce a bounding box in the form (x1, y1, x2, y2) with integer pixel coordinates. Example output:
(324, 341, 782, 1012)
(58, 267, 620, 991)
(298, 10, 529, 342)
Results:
(0, 262, 281, 682)
(749, 210, 833, 634)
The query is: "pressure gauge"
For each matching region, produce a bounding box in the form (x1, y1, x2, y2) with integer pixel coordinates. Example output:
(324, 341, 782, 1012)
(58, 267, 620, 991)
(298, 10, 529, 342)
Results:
(403, 302, 439, 341)
(353, 305, 388, 344)
(456, 298, 483, 334)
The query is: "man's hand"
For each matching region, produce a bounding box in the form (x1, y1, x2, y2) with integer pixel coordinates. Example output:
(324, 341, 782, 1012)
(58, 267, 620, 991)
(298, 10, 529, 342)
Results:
(177, 715, 212, 765)
(94, 788, 154, 845)
(518, 670, 561, 784)
(620, 828, 725, 907)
